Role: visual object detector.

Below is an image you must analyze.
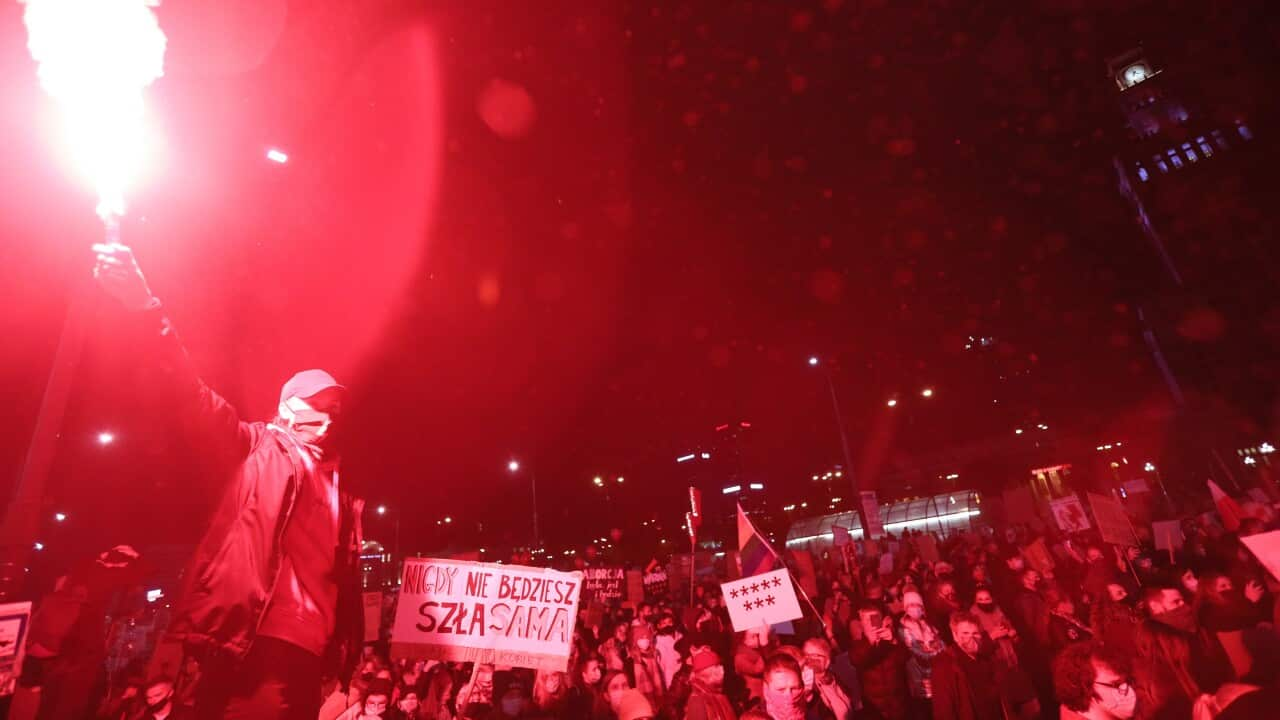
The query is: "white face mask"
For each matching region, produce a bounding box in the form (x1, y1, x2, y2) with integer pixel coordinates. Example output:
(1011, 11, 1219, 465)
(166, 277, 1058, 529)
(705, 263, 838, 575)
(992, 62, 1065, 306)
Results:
(1100, 685, 1137, 719)
(636, 638, 652, 651)
(278, 396, 332, 443)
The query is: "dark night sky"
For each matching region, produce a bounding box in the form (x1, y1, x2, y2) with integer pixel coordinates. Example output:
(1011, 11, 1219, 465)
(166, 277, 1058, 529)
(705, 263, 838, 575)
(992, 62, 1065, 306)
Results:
(1, 0, 1277, 571)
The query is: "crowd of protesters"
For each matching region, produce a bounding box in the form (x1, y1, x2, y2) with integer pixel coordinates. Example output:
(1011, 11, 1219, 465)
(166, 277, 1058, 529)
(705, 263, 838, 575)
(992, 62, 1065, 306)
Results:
(16, 493, 1280, 720)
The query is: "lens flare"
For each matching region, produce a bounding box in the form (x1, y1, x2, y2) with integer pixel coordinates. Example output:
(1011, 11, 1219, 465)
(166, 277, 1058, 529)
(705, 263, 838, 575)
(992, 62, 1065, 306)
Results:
(21, 0, 167, 221)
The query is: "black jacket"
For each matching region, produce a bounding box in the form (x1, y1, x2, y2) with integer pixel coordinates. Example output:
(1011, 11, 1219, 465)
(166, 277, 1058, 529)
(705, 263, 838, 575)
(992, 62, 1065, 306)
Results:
(145, 307, 364, 683)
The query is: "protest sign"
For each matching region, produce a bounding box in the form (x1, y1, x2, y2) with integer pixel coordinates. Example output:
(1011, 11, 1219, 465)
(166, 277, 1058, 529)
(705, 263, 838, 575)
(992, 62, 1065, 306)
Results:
(390, 558, 582, 671)
(832, 525, 851, 547)
(916, 535, 940, 564)
(0, 601, 32, 697)
(642, 569, 669, 601)
(363, 592, 383, 643)
(1022, 538, 1055, 574)
(1240, 530, 1280, 583)
(720, 569, 803, 632)
(860, 492, 884, 539)
(581, 567, 624, 604)
(1087, 492, 1137, 546)
(1049, 495, 1091, 533)
(1152, 521, 1184, 552)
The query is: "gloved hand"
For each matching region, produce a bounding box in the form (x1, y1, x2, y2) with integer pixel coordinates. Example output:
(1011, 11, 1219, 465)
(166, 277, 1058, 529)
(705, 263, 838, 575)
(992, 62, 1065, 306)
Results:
(93, 242, 156, 311)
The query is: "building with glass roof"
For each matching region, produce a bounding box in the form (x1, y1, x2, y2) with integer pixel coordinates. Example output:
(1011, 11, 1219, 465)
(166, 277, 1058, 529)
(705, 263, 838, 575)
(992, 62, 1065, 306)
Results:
(784, 491, 983, 549)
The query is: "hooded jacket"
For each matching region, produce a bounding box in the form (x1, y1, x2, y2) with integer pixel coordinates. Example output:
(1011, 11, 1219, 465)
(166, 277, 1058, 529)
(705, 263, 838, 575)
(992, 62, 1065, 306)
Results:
(143, 307, 364, 682)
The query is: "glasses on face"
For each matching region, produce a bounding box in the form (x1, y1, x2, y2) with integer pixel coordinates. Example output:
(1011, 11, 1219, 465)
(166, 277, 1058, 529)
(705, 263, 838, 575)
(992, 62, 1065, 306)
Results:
(1094, 679, 1133, 696)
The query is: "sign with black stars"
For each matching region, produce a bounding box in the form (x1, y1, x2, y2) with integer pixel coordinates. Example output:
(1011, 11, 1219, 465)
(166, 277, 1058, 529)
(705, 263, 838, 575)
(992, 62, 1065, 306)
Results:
(719, 569, 803, 632)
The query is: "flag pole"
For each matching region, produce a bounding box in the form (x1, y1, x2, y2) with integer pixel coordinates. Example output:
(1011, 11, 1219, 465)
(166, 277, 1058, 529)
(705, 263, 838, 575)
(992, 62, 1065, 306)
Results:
(739, 503, 827, 634)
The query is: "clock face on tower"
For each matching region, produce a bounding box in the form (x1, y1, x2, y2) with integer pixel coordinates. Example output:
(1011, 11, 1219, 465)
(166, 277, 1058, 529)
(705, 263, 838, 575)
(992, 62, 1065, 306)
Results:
(1123, 64, 1149, 86)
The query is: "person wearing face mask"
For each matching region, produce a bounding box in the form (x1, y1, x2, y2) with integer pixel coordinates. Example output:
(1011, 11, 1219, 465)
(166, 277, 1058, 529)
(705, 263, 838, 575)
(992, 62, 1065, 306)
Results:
(898, 591, 945, 715)
(93, 244, 366, 720)
(654, 613, 684, 689)
(751, 655, 807, 720)
(1134, 585, 1232, 720)
(928, 613, 1004, 720)
(568, 654, 605, 720)
(683, 649, 735, 720)
(495, 682, 531, 719)
(395, 688, 422, 720)
(801, 638, 853, 720)
(969, 587, 1019, 667)
(1052, 641, 1138, 720)
(599, 670, 634, 719)
(130, 677, 195, 720)
(629, 623, 666, 707)
(1048, 593, 1094, 655)
(1010, 569, 1049, 649)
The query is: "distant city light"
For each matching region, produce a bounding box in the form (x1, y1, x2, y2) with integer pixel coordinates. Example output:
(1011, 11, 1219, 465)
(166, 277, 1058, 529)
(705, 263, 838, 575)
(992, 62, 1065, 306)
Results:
(886, 399, 898, 407)
(1144, 462, 1156, 472)
(54, 512, 66, 522)
(592, 476, 604, 487)
(1261, 443, 1275, 454)
(266, 148, 289, 163)
(921, 388, 934, 398)
(676, 454, 696, 463)
(507, 460, 520, 472)
(616, 476, 625, 484)
(808, 357, 819, 366)
(700, 452, 711, 459)
(722, 485, 741, 494)
(376, 505, 386, 515)
(97, 431, 115, 446)
(33, 542, 44, 551)
(1015, 429, 1024, 435)
(1244, 457, 1257, 466)
(945, 473, 959, 480)
(444, 516, 452, 523)
(749, 483, 764, 490)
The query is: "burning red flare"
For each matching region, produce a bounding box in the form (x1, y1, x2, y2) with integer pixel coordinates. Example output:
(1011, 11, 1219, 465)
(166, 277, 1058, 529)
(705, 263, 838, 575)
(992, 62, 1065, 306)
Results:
(21, 0, 167, 221)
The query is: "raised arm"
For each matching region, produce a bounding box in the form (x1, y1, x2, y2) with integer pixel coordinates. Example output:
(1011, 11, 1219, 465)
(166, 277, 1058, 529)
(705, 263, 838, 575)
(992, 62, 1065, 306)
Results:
(93, 243, 254, 465)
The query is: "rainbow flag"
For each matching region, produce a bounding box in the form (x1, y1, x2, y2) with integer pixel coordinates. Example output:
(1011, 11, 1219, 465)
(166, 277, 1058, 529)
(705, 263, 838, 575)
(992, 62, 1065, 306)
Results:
(737, 503, 778, 577)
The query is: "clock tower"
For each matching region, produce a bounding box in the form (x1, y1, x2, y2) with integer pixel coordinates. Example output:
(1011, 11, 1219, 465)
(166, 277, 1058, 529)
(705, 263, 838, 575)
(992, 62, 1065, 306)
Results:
(1107, 45, 1277, 437)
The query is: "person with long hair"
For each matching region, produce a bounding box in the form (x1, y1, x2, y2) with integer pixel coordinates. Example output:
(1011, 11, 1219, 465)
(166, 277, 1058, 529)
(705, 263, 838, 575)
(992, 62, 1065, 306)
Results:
(597, 670, 634, 720)
(567, 654, 605, 720)
(532, 670, 570, 717)
(419, 665, 456, 720)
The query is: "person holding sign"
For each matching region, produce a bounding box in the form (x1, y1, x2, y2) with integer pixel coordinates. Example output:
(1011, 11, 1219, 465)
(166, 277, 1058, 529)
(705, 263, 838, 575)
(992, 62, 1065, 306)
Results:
(94, 244, 366, 720)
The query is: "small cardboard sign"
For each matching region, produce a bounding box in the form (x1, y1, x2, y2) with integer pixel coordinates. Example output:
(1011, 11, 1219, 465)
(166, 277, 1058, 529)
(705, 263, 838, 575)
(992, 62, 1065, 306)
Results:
(1152, 520, 1184, 552)
(1088, 492, 1137, 546)
(719, 569, 803, 632)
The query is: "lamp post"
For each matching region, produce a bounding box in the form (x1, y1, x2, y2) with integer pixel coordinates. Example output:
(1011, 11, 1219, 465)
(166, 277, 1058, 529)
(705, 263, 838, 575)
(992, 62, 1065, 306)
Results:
(508, 460, 540, 549)
(808, 357, 868, 533)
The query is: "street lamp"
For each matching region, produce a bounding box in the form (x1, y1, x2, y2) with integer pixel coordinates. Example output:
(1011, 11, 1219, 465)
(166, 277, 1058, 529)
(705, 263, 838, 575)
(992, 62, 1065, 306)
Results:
(376, 505, 387, 516)
(97, 431, 115, 446)
(508, 459, 541, 548)
(806, 356, 867, 533)
(886, 398, 898, 408)
(53, 512, 66, 523)
(920, 388, 934, 398)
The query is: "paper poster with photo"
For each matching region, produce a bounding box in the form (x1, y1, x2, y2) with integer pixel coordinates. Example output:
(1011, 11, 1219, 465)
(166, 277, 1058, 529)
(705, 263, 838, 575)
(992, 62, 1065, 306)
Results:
(0, 602, 32, 697)
(719, 569, 803, 632)
(1049, 495, 1091, 533)
(390, 558, 582, 671)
